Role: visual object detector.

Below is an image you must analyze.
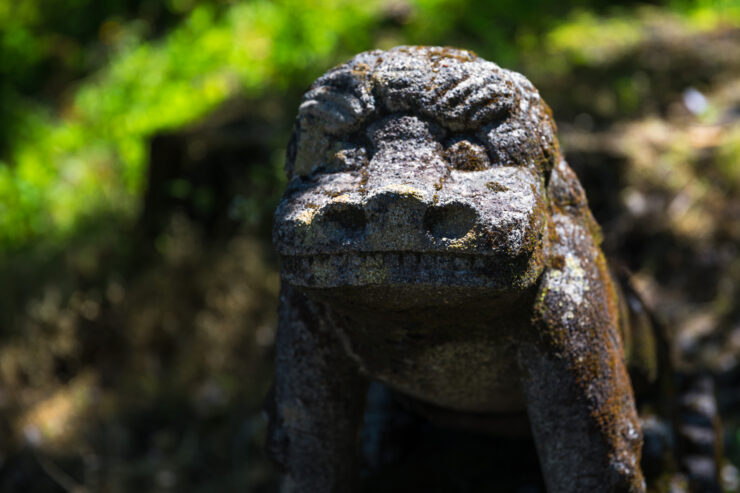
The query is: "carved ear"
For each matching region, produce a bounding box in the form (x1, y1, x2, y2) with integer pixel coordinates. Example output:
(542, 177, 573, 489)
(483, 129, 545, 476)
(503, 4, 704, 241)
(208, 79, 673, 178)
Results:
(289, 68, 376, 177)
(298, 86, 369, 135)
(289, 122, 330, 178)
(298, 67, 376, 135)
(288, 90, 366, 178)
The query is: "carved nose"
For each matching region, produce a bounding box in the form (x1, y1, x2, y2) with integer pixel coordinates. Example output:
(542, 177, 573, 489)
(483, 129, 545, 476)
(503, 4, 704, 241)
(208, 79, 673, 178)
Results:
(319, 193, 477, 247)
(365, 192, 427, 233)
(423, 202, 477, 240)
(321, 202, 367, 239)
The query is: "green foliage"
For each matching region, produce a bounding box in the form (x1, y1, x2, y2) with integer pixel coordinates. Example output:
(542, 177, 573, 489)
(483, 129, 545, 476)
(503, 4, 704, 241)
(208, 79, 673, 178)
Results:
(0, 0, 213, 155)
(546, 10, 644, 66)
(0, 0, 386, 253)
(717, 127, 740, 192)
(545, 2, 740, 68)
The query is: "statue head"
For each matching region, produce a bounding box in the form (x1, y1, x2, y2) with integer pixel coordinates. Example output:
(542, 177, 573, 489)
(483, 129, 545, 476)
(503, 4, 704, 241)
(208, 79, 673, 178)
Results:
(274, 46, 560, 305)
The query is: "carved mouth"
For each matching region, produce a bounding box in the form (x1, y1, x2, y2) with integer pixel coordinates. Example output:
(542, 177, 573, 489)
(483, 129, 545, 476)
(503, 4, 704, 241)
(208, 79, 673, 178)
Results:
(280, 251, 542, 290)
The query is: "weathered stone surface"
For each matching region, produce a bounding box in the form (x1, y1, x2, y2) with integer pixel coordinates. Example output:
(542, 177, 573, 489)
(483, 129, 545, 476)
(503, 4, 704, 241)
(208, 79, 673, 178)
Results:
(267, 46, 719, 493)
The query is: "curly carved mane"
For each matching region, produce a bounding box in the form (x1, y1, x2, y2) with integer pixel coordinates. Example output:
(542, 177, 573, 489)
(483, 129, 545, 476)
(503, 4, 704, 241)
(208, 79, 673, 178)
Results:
(286, 46, 559, 178)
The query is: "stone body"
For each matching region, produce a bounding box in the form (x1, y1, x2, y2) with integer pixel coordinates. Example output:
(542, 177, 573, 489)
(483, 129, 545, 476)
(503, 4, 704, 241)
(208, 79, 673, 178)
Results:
(267, 46, 715, 492)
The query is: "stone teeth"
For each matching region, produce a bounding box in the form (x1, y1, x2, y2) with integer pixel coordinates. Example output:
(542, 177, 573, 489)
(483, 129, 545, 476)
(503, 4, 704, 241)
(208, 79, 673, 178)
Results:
(297, 252, 489, 267)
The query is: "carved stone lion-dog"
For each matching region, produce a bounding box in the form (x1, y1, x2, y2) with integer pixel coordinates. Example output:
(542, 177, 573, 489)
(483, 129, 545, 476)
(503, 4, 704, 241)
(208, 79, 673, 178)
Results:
(267, 46, 721, 493)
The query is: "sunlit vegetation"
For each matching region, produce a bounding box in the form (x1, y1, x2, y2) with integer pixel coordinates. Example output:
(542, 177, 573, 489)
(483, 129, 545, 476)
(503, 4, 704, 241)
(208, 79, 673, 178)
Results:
(0, 0, 383, 252)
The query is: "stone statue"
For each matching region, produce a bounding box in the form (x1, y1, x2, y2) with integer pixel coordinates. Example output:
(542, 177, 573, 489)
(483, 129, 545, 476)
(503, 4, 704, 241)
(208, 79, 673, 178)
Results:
(266, 46, 720, 493)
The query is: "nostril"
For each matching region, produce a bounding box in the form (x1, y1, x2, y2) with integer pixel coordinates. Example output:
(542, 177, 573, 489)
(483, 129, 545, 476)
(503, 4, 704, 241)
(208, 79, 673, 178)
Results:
(323, 203, 367, 237)
(424, 203, 477, 239)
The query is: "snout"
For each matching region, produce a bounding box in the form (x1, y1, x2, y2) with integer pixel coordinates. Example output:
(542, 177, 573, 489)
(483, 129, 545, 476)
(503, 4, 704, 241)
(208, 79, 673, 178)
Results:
(274, 165, 548, 257)
(318, 189, 478, 251)
(274, 166, 548, 290)
(274, 183, 486, 256)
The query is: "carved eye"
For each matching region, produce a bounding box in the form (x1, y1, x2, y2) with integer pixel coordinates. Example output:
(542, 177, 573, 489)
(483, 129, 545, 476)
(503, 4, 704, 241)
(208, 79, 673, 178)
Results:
(444, 139, 491, 171)
(479, 120, 543, 167)
(325, 142, 368, 172)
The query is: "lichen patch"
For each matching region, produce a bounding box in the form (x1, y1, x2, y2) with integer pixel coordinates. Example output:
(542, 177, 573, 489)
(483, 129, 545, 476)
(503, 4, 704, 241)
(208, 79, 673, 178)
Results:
(378, 184, 424, 199)
(544, 253, 590, 308)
